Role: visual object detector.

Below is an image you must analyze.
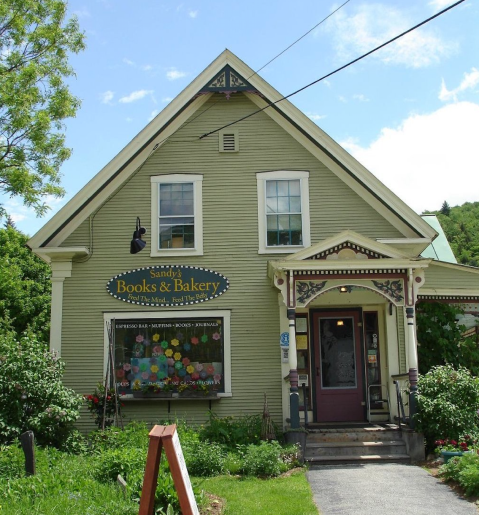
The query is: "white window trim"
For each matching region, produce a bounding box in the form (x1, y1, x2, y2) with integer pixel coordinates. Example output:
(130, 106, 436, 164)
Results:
(150, 174, 203, 257)
(103, 310, 232, 397)
(256, 170, 310, 254)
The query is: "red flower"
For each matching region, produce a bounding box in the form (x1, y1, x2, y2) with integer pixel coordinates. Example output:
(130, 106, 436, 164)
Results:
(93, 397, 99, 404)
(450, 440, 458, 446)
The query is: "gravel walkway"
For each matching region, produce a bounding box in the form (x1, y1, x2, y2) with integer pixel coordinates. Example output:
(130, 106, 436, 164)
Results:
(307, 463, 478, 515)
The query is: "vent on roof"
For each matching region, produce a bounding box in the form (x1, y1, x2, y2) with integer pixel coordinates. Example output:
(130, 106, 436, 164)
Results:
(219, 129, 239, 152)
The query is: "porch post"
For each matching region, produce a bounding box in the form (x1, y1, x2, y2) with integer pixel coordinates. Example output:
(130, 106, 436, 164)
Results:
(406, 306, 418, 429)
(287, 308, 300, 428)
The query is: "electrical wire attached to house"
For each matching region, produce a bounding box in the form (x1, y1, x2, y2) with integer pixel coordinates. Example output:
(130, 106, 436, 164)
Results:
(199, 0, 465, 140)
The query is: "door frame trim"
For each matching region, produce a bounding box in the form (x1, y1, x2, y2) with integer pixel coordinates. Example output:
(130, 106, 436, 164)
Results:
(309, 307, 366, 423)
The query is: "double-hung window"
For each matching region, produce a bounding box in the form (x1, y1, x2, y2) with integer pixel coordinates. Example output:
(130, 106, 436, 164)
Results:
(257, 171, 310, 253)
(151, 174, 203, 256)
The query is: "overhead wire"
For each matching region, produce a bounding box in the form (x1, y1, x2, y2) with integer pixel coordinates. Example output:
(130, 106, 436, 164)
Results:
(247, 0, 351, 80)
(149, 2, 352, 151)
(199, 0, 465, 140)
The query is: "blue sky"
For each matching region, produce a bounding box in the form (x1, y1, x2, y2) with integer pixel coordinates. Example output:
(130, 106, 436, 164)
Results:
(4, 0, 479, 236)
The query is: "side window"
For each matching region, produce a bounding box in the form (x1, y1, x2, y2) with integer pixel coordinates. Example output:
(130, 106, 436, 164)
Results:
(150, 175, 203, 256)
(257, 171, 310, 254)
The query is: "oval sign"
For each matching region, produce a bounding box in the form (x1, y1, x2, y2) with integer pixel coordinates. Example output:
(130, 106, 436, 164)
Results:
(107, 265, 229, 307)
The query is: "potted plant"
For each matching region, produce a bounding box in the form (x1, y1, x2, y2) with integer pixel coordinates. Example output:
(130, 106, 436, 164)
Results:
(133, 378, 173, 398)
(177, 382, 211, 397)
(435, 435, 477, 463)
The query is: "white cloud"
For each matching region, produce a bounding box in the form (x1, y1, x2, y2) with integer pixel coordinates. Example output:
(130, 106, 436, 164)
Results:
(119, 90, 153, 103)
(166, 68, 188, 81)
(142, 64, 153, 71)
(439, 68, 479, 102)
(148, 110, 159, 122)
(307, 112, 326, 121)
(428, 0, 454, 11)
(162, 97, 173, 103)
(100, 90, 114, 104)
(73, 9, 91, 18)
(341, 101, 479, 213)
(188, 10, 198, 18)
(353, 94, 369, 102)
(123, 58, 135, 66)
(324, 4, 458, 68)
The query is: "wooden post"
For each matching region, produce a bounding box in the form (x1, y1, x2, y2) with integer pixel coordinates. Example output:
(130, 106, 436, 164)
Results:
(138, 425, 166, 515)
(20, 431, 35, 476)
(138, 425, 199, 515)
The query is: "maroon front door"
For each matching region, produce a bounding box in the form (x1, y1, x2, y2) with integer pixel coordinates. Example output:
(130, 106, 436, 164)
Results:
(313, 310, 365, 422)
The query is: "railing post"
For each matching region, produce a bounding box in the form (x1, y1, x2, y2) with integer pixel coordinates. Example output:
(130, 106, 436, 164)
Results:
(288, 308, 300, 429)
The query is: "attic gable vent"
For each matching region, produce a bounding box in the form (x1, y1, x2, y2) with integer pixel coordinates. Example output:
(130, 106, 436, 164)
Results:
(219, 129, 239, 152)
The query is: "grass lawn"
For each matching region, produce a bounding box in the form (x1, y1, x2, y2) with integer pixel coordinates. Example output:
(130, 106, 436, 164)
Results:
(201, 471, 319, 515)
(0, 447, 318, 515)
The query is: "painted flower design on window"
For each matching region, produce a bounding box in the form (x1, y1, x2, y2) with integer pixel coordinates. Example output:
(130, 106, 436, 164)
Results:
(132, 366, 139, 374)
(123, 363, 131, 371)
(149, 357, 157, 364)
(191, 336, 199, 345)
(195, 363, 203, 371)
(152, 346, 162, 356)
(182, 357, 190, 366)
(174, 352, 182, 361)
(143, 339, 151, 347)
(171, 338, 180, 347)
(176, 332, 184, 341)
(149, 374, 157, 381)
(167, 358, 175, 366)
(214, 374, 222, 384)
(116, 369, 125, 378)
(201, 334, 208, 343)
(165, 349, 173, 358)
(200, 371, 207, 379)
(141, 372, 149, 379)
(158, 371, 167, 379)
(133, 379, 141, 390)
(174, 361, 183, 370)
(150, 365, 159, 373)
(158, 355, 167, 363)
(178, 369, 186, 377)
(136, 335, 144, 343)
(152, 333, 160, 342)
(161, 340, 169, 349)
(183, 343, 191, 351)
(186, 365, 195, 374)
(206, 365, 215, 375)
(212, 332, 221, 341)
(139, 363, 148, 372)
(191, 372, 200, 380)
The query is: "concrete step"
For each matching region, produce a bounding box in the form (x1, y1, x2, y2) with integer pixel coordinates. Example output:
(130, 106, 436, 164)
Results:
(307, 429, 402, 444)
(306, 440, 407, 457)
(305, 453, 411, 465)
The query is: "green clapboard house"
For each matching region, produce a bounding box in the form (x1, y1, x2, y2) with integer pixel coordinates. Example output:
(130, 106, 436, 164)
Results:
(28, 50, 479, 434)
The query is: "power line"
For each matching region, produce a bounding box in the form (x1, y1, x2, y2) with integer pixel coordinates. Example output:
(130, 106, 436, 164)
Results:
(247, 0, 352, 80)
(200, 0, 465, 140)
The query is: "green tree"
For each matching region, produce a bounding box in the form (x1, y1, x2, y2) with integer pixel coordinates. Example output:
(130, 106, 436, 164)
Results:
(0, 225, 51, 341)
(416, 301, 479, 375)
(0, 0, 85, 218)
(440, 200, 451, 216)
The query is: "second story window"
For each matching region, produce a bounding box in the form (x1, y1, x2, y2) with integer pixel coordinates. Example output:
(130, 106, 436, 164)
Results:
(151, 174, 203, 256)
(257, 170, 310, 254)
(266, 179, 302, 246)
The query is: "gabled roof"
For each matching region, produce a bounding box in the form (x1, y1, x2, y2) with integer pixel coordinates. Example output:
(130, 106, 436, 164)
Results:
(421, 214, 457, 263)
(28, 49, 437, 250)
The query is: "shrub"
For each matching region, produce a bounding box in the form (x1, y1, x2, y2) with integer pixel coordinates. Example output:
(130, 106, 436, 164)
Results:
(241, 441, 287, 477)
(0, 334, 82, 447)
(439, 452, 479, 496)
(415, 365, 479, 450)
(185, 441, 226, 477)
(199, 411, 263, 448)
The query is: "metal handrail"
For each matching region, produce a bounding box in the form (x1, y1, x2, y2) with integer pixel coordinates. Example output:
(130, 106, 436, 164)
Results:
(301, 382, 309, 428)
(367, 384, 390, 423)
(393, 379, 407, 431)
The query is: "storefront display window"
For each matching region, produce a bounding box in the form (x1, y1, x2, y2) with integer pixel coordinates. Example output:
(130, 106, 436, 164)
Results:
(111, 314, 227, 395)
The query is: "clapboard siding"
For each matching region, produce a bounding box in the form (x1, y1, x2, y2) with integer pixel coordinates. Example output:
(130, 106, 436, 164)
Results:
(424, 262, 479, 289)
(60, 93, 405, 431)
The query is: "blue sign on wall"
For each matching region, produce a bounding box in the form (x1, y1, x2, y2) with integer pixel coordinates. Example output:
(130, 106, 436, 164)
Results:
(107, 265, 229, 307)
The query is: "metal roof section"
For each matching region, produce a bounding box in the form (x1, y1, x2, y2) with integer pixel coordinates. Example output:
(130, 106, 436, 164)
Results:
(420, 215, 457, 263)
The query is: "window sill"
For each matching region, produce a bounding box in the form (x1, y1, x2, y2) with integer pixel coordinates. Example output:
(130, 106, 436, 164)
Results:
(150, 249, 203, 258)
(258, 246, 305, 255)
(122, 393, 227, 401)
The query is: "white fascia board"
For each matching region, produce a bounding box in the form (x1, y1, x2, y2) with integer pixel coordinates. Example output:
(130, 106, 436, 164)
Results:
(270, 258, 432, 273)
(32, 246, 90, 264)
(285, 230, 412, 261)
(243, 92, 436, 240)
(427, 260, 479, 275)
